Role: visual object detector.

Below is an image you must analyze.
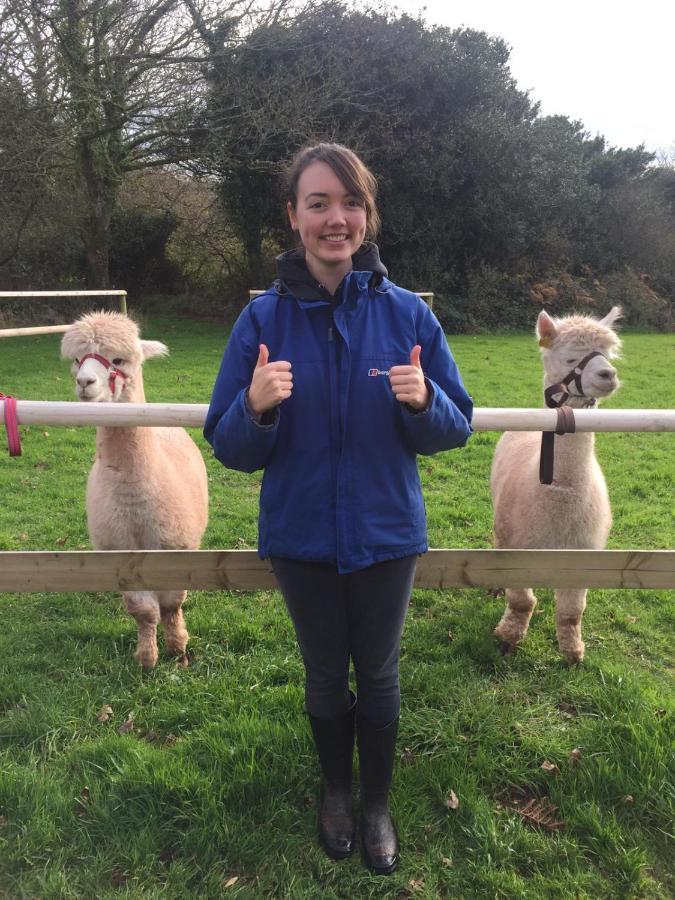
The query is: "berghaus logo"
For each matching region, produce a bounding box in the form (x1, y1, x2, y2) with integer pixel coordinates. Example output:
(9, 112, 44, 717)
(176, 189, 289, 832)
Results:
(368, 368, 390, 377)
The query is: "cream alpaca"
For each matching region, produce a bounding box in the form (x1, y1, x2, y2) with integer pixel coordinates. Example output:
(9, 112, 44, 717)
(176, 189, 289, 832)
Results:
(61, 311, 208, 668)
(490, 306, 622, 663)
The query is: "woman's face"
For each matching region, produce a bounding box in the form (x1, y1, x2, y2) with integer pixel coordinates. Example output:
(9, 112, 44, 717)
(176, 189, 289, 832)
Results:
(287, 161, 367, 285)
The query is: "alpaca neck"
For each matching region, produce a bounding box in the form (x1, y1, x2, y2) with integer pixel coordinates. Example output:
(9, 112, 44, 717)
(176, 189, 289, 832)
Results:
(551, 431, 596, 485)
(95, 373, 155, 470)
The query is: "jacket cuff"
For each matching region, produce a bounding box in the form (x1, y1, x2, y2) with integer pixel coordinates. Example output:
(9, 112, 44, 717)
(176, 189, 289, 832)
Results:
(244, 389, 279, 429)
(403, 378, 435, 416)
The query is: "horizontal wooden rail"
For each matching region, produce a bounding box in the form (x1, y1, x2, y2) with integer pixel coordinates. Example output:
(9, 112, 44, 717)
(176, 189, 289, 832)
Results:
(0, 290, 127, 338)
(3, 401, 674, 432)
(0, 324, 72, 338)
(0, 549, 671, 592)
(0, 290, 127, 298)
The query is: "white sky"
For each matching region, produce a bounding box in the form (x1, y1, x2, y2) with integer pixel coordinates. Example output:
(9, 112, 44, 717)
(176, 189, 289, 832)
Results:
(392, 0, 675, 156)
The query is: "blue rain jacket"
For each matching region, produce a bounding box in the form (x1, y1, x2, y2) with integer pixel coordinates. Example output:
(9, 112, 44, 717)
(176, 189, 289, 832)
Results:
(204, 270, 473, 573)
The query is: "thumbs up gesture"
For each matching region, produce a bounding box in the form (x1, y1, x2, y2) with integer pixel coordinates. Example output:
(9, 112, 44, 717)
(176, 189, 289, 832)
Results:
(389, 345, 429, 411)
(247, 343, 293, 417)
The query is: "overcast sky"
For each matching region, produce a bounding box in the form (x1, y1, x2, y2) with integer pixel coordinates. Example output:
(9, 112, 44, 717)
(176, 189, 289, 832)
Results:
(391, 0, 674, 157)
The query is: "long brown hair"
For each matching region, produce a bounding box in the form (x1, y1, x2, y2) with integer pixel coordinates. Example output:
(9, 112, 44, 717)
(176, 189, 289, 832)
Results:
(285, 143, 381, 240)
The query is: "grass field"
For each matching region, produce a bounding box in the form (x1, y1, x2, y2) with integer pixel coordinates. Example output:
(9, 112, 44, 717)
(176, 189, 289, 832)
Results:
(0, 316, 673, 898)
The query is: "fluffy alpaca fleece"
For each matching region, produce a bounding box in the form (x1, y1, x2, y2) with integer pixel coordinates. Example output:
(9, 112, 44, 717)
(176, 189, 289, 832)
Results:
(61, 311, 208, 668)
(490, 306, 622, 663)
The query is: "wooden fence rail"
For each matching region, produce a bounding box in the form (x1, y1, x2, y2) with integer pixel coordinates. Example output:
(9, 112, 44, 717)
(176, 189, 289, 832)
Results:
(2, 401, 674, 432)
(0, 549, 672, 592)
(0, 290, 127, 338)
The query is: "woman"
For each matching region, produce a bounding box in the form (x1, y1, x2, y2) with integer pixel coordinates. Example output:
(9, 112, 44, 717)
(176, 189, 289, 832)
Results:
(204, 143, 473, 875)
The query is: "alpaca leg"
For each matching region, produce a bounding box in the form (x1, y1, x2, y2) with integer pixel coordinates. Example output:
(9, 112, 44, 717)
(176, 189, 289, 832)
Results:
(158, 590, 189, 657)
(554, 589, 587, 664)
(123, 591, 160, 668)
(493, 589, 537, 653)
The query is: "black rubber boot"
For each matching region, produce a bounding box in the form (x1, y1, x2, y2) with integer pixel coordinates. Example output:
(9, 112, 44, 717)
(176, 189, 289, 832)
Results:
(307, 695, 356, 860)
(357, 715, 400, 875)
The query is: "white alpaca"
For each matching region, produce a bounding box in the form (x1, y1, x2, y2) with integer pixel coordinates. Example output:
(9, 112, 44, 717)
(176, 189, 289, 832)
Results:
(61, 311, 208, 668)
(490, 306, 622, 663)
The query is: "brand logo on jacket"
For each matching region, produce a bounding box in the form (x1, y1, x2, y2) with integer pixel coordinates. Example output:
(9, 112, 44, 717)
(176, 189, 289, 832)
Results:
(368, 368, 390, 377)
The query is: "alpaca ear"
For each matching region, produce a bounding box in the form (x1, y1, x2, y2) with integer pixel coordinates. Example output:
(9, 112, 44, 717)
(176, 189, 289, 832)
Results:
(536, 310, 557, 348)
(141, 339, 169, 360)
(599, 305, 622, 328)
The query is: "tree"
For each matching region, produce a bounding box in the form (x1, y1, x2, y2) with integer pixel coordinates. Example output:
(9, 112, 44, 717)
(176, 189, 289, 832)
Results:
(0, 0, 296, 287)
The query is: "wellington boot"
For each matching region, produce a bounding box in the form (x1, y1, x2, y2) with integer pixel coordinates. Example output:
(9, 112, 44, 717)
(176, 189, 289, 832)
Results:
(357, 715, 400, 875)
(308, 695, 356, 860)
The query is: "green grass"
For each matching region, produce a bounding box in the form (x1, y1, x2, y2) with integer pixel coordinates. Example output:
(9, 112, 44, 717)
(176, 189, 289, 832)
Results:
(0, 317, 673, 898)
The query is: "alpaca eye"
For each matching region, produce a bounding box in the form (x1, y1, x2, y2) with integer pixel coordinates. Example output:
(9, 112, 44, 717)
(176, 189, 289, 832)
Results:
(74, 358, 80, 365)
(112, 358, 123, 365)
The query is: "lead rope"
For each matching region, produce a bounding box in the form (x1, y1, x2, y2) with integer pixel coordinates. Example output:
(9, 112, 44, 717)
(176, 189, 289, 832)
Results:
(0, 393, 21, 456)
(539, 407, 576, 484)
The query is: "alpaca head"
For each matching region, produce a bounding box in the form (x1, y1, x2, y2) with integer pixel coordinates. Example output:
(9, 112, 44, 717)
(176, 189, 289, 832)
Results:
(536, 306, 622, 407)
(60, 310, 168, 402)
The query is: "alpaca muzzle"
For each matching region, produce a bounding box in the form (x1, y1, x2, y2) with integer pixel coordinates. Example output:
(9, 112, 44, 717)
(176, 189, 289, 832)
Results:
(77, 353, 127, 398)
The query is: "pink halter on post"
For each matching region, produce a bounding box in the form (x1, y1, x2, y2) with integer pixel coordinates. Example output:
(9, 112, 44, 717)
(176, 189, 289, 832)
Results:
(77, 353, 127, 396)
(0, 393, 21, 456)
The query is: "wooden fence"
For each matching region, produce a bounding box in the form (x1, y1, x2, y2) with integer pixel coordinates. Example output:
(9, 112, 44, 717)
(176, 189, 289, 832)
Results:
(1, 401, 673, 593)
(0, 290, 128, 338)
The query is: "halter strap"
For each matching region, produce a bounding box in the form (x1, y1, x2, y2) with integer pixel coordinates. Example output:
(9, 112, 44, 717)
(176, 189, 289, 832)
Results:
(78, 353, 127, 395)
(0, 393, 21, 457)
(543, 351, 604, 408)
(539, 351, 604, 485)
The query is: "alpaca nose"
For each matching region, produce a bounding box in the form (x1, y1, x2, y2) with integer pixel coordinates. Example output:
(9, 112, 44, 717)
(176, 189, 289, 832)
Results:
(598, 366, 616, 380)
(77, 374, 96, 388)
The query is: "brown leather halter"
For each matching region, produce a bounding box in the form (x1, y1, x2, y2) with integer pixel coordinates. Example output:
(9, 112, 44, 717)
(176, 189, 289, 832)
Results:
(539, 351, 604, 485)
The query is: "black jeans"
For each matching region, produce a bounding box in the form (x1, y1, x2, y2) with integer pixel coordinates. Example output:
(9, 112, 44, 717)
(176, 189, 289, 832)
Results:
(271, 555, 417, 727)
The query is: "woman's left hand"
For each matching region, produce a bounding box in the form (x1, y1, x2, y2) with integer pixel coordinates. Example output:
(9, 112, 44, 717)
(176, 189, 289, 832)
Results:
(389, 345, 429, 411)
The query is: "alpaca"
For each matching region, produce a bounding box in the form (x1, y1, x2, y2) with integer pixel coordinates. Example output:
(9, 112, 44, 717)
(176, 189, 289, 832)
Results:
(61, 311, 208, 668)
(490, 306, 622, 663)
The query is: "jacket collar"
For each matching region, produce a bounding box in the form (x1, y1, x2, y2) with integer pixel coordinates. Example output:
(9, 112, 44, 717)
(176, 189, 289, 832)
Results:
(274, 241, 389, 304)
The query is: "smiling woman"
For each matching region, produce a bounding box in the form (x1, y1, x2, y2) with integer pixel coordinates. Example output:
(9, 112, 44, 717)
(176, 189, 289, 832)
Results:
(203, 142, 474, 875)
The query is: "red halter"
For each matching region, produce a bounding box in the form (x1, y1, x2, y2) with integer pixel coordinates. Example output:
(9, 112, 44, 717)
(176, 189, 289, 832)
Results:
(78, 353, 127, 396)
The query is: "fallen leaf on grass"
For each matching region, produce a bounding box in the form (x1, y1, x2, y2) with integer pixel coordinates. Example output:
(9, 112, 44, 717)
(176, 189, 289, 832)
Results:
(622, 795, 635, 804)
(444, 790, 460, 810)
(515, 797, 565, 831)
(442, 856, 453, 867)
(224, 876, 239, 888)
(400, 747, 415, 765)
(97, 705, 113, 723)
(75, 787, 90, 817)
(541, 760, 560, 775)
(409, 878, 425, 892)
(303, 793, 315, 808)
(447, 628, 453, 642)
(18, 533, 28, 542)
(55, 537, 67, 546)
(118, 717, 134, 735)
(111, 870, 130, 887)
(569, 748, 583, 766)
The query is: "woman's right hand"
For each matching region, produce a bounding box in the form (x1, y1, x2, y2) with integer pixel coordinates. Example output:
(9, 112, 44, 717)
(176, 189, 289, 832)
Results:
(247, 343, 293, 416)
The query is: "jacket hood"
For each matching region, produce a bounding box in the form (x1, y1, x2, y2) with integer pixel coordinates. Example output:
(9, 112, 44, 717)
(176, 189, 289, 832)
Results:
(274, 241, 388, 302)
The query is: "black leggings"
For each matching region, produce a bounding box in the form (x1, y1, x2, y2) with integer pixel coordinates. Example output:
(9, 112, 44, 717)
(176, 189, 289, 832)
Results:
(271, 555, 417, 727)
